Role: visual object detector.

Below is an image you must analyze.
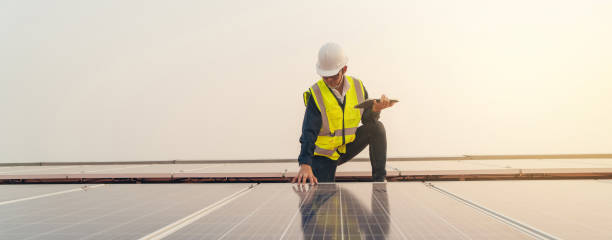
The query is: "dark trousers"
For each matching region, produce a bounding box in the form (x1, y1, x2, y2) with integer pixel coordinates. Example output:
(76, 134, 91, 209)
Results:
(311, 120, 387, 182)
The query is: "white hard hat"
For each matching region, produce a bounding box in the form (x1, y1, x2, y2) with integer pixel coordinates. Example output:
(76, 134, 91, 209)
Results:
(316, 42, 348, 77)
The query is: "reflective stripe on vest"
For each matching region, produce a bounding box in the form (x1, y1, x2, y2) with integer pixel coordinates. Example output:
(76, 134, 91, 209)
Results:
(311, 83, 331, 136)
(318, 126, 358, 137)
(315, 146, 337, 156)
(352, 77, 365, 115)
(309, 76, 365, 160)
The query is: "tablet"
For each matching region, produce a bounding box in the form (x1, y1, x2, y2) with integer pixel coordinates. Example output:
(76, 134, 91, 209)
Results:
(354, 99, 399, 109)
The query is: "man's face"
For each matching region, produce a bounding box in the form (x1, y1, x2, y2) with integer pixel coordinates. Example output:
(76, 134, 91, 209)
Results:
(323, 70, 344, 89)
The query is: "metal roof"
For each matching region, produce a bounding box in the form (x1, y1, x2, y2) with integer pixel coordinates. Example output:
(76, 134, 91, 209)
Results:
(2, 157, 612, 183)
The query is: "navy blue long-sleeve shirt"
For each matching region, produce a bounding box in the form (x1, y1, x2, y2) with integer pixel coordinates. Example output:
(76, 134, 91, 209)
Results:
(298, 79, 380, 166)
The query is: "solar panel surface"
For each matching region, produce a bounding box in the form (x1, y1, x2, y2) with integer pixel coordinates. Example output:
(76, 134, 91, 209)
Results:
(2, 181, 612, 239)
(0, 185, 91, 202)
(434, 180, 612, 239)
(0, 184, 250, 240)
(165, 183, 534, 239)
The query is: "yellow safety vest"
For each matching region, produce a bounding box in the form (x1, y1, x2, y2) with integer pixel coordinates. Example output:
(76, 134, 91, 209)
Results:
(304, 76, 365, 160)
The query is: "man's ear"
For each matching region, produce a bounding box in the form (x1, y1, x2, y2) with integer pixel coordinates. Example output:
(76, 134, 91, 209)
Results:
(341, 66, 348, 74)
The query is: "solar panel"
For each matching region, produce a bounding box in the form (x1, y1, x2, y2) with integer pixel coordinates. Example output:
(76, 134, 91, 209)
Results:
(0, 184, 251, 240)
(2, 181, 611, 239)
(163, 183, 533, 239)
(434, 180, 612, 239)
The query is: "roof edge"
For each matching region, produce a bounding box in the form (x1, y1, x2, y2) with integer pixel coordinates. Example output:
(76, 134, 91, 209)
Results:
(1, 153, 611, 167)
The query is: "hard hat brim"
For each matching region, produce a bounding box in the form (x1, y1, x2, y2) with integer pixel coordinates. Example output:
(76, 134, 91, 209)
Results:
(316, 65, 344, 77)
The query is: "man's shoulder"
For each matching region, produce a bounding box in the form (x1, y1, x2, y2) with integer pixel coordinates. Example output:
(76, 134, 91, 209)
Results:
(347, 75, 368, 98)
(348, 75, 366, 87)
(348, 75, 365, 84)
(302, 90, 312, 107)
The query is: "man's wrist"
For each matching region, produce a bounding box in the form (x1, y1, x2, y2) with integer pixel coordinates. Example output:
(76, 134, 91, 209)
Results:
(298, 158, 312, 167)
(372, 104, 382, 112)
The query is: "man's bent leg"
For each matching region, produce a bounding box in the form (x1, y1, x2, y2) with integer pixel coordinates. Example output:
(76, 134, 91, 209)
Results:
(369, 121, 387, 181)
(310, 156, 338, 182)
(338, 120, 387, 182)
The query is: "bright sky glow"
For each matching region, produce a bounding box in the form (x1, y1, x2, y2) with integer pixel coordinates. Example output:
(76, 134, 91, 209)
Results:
(1, 0, 611, 162)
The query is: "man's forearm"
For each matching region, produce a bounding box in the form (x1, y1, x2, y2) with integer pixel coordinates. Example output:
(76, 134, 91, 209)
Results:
(298, 141, 315, 166)
(298, 96, 322, 166)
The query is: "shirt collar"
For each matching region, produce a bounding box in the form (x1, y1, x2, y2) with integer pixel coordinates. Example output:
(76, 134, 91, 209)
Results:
(329, 76, 350, 101)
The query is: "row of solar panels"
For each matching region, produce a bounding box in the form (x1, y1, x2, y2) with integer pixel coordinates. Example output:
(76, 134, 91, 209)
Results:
(2, 159, 612, 183)
(2, 180, 612, 239)
(3, 159, 612, 174)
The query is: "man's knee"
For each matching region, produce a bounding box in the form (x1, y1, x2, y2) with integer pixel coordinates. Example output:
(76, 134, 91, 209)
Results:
(311, 157, 338, 182)
(371, 120, 386, 138)
(374, 120, 385, 130)
(363, 120, 385, 132)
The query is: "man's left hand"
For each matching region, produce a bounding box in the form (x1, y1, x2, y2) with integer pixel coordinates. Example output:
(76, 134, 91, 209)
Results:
(372, 94, 396, 112)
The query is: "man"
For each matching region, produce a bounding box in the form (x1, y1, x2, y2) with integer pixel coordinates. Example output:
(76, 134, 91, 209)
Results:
(292, 42, 395, 184)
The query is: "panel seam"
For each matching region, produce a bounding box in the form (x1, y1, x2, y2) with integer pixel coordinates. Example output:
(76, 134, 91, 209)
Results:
(138, 183, 259, 240)
(0, 184, 105, 206)
(424, 182, 559, 240)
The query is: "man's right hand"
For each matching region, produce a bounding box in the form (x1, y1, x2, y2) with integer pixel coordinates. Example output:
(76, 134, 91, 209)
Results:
(291, 164, 319, 185)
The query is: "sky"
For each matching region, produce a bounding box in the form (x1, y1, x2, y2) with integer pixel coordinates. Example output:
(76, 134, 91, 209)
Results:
(1, 0, 611, 163)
